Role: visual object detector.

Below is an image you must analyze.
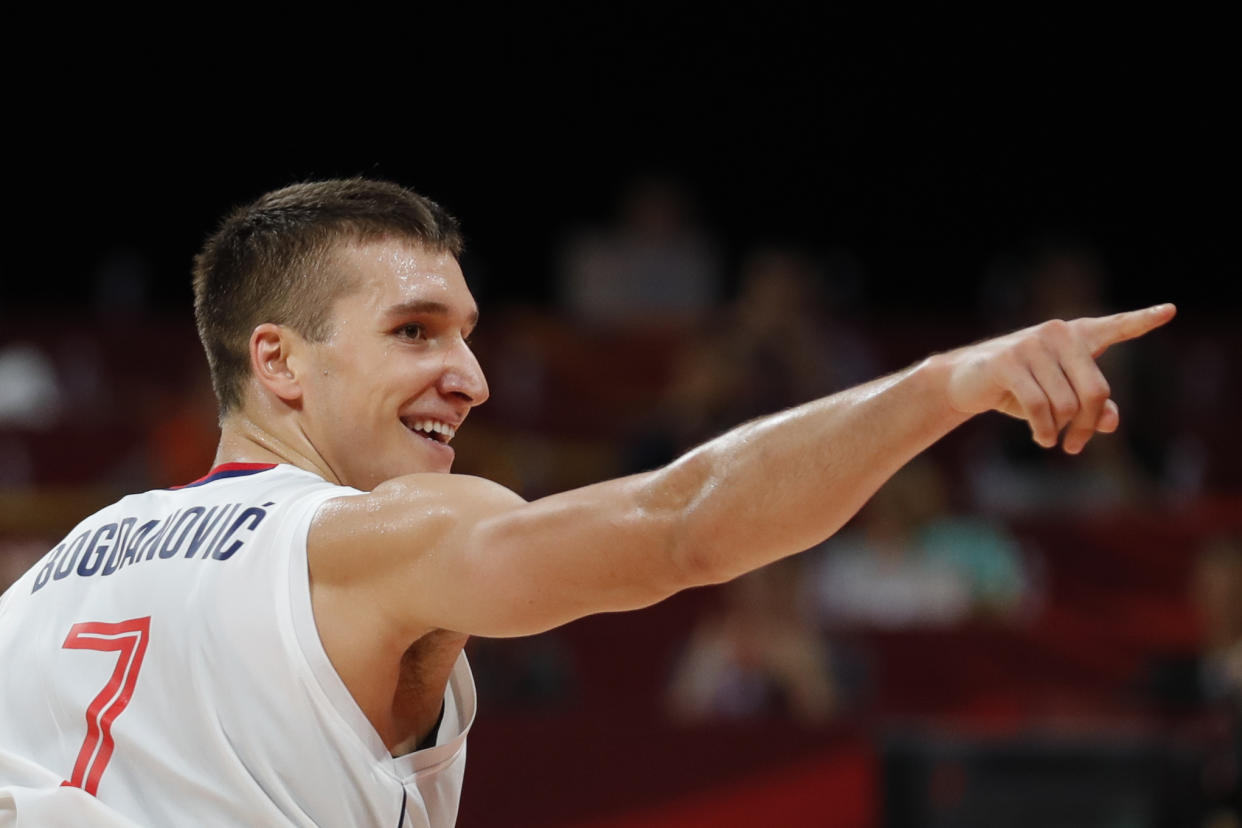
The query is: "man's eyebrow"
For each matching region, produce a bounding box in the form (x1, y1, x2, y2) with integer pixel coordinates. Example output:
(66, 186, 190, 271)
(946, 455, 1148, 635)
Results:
(383, 300, 479, 327)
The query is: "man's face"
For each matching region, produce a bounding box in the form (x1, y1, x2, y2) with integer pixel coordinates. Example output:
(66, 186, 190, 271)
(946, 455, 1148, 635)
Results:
(295, 238, 488, 490)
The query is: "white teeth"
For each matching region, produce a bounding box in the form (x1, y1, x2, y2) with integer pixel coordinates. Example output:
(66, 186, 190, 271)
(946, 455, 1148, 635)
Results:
(407, 418, 456, 442)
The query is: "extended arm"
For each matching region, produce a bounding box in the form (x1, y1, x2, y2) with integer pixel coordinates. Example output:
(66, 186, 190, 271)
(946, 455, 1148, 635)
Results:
(310, 304, 1175, 639)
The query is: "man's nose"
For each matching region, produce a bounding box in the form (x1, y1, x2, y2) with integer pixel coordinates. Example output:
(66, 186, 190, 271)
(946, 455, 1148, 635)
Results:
(440, 340, 489, 406)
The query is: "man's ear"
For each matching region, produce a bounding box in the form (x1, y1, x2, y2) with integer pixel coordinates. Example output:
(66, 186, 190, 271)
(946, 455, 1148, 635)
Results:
(250, 323, 304, 404)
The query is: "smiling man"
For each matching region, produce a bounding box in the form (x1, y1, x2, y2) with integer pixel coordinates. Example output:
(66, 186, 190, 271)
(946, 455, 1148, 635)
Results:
(0, 179, 1175, 827)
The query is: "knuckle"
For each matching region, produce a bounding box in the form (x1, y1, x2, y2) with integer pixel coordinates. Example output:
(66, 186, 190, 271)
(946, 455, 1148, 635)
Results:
(1017, 337, 1045, 358)
(1034, 319, 1073, 347)
(998, 350, 1025, 371)
(1041, 318, 1071, 338)
(1054, 398, 1078, 420)
(1012, 346, 1040, 370)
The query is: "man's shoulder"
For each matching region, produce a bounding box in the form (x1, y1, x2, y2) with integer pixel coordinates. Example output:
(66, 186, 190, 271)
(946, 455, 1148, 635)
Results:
(307, 473, 523, 578)
(367, 472, 522, 506)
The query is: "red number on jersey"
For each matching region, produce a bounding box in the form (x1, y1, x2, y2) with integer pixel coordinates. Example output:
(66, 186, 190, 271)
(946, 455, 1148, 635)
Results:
(60, 617, 151, 796)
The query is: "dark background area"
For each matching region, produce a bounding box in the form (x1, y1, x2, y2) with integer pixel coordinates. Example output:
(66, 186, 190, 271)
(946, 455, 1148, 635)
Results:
(3, 12, 1234, 321)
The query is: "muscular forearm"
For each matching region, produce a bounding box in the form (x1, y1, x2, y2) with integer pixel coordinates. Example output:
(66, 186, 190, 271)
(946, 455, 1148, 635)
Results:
(641, 356, 968, 584)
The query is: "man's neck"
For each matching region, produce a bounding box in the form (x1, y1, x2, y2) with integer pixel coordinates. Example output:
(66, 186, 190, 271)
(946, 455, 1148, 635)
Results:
(214, 412, 340, 486)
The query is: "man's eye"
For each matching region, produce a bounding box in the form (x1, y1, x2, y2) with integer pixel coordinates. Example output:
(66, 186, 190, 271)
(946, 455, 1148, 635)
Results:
(397, 323, 425, 340)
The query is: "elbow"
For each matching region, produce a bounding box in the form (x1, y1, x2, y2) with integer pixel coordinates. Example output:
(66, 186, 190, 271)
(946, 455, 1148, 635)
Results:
(666, 494, 752, 588)
(668, 532, 735, 589)
(639, 457, 737, 591)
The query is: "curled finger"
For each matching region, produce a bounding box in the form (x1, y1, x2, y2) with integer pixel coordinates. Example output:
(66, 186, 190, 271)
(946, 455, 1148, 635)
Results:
(1008, 368, 1059, 448)
(1027, 346, 1081, 437)
(1094, 399, 1120, 434)
(1058, 347, 1112, 455)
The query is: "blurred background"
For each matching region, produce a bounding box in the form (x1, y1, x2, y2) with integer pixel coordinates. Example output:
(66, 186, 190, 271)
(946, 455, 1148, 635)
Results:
(2, 11, 1238, 827)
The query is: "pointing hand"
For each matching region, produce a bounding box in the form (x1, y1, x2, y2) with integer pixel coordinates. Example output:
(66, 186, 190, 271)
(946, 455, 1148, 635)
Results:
(940, 304, 1177, 454)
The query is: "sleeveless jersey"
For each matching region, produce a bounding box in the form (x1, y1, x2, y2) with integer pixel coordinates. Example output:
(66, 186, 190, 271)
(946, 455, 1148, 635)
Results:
(0, 463, 475, 827)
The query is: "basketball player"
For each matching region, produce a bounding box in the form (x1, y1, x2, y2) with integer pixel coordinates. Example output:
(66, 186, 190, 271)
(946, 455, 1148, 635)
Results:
(0, 179, 1176, 826)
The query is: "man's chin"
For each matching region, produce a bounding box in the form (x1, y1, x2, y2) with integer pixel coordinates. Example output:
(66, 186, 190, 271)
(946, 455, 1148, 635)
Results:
(420, 442, 456, 474)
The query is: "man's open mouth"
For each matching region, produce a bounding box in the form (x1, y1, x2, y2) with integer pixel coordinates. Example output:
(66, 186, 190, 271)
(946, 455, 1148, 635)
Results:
(403, 418, 457, 445)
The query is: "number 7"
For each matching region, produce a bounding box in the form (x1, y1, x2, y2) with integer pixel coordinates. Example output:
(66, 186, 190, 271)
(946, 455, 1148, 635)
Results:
(60, 617, 151, 796)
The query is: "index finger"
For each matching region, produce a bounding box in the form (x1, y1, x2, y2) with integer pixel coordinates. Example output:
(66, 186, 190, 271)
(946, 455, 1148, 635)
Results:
(1072, 303, 1177, 357)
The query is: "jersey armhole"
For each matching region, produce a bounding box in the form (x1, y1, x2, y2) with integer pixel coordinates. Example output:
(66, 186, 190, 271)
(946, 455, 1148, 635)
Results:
(281, 488, 478, 778)
(280, 489, 396, 763)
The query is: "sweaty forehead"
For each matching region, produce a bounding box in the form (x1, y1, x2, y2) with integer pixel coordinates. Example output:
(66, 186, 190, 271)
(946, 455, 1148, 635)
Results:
(333, 238, 474, 313)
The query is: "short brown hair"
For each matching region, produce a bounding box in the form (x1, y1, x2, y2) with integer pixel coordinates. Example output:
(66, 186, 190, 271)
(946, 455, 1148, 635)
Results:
(192, 178, 463, 414)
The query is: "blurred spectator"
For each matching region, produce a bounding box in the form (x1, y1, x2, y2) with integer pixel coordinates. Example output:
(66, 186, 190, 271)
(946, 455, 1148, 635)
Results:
(667, 558, 839, 725)
(472, 308, 550, 431)
(1186, 534, 1242, 821)
(1163, 331, 1240, 497)
(966, 426, 1151, 517)
(52, 334, 114, 427)
(1142, 533, 1242, 821)
(0, 343, 62, 428)
(809, 458, 1031, 628)
(1192, 535, 1242, 708)
(1194, 534, 1242, 822)
(978, 235, 1111, 332)
(727, 246, 878, 404)
(559, 175, 722, 328)
(625, 244, 878, 472)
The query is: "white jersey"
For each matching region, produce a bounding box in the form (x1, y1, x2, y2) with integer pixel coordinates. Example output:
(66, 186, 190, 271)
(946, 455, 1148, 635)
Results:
(0, 463, 474, 827)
